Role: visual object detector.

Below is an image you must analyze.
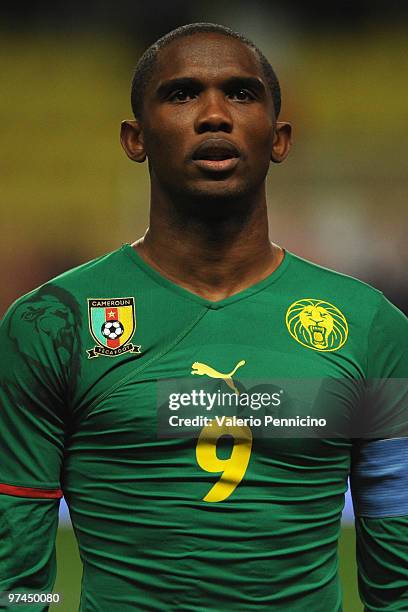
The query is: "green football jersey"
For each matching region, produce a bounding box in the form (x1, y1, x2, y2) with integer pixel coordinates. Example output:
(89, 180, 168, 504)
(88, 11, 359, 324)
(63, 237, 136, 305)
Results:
(1, 244, 407, 611)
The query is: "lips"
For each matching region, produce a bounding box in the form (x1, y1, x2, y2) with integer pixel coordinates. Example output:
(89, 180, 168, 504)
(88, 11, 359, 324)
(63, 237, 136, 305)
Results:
(191, 139, 241, 173)
(192, 139, 240, 161)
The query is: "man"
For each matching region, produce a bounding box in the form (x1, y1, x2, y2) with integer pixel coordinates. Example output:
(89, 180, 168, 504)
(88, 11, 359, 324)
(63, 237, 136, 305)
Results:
(0, 22, 407, 611)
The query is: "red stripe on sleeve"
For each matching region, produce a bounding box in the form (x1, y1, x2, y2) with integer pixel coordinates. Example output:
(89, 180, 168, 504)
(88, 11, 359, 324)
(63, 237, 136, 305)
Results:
(0, 483, 63, 499)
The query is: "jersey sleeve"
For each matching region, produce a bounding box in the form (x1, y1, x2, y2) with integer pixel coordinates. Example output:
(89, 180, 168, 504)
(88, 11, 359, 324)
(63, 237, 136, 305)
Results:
(0, 285, 77, 610)
(351, 295, 408, 611)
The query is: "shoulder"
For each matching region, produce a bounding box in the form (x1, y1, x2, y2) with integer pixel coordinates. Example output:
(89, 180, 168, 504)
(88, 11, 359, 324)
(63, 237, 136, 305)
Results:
(45, 245, 129, 291)
(283, 252, 407, 369)
(288, 253, 407, 329)
(1, 246, 130, 361)
(2, 245, 129, 324)
(286, 251, 383, 308)
(283, 250, 392, 328)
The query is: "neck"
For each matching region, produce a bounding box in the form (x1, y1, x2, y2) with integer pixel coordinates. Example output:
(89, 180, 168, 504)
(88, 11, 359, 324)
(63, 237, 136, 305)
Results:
(133, 183, 283, 301)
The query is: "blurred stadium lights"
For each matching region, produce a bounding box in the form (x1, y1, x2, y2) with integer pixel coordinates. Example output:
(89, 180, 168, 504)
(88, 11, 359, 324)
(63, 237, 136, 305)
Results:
(2, 1, 408, 44)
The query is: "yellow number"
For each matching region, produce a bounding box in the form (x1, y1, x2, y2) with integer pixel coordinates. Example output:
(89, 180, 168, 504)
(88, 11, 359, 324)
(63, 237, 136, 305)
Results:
(196, 421, 253, 502)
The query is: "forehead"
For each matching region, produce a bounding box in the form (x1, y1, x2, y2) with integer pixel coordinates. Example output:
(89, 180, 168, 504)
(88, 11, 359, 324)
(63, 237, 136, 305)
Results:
(152, 33, 265, 84)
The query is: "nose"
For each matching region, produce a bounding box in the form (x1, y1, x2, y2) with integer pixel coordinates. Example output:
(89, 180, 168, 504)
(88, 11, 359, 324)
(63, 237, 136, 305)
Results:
(194, 90, 233, 134)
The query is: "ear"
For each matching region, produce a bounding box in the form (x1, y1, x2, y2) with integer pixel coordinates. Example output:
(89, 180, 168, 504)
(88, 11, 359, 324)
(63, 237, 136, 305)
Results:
(270, 122, 292, 164)
(120, 120, 146, 163)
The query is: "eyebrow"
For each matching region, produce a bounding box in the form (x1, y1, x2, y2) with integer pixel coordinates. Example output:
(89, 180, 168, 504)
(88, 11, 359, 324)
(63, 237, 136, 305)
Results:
(156, 75, 266, 99)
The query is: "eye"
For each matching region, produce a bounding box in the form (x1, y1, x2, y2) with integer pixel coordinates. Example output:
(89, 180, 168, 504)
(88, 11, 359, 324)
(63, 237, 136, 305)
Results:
(228, 88, 255, 102)
(168, 88, 197, 103)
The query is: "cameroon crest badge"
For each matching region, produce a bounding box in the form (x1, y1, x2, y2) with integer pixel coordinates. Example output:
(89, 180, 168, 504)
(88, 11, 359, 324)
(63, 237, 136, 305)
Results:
(285, 298, 348, 352)
(87, 297, 141, 358)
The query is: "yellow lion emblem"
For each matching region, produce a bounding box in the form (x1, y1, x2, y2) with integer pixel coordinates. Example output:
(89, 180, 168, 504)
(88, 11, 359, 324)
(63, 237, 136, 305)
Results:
(286, 298, 348, 352)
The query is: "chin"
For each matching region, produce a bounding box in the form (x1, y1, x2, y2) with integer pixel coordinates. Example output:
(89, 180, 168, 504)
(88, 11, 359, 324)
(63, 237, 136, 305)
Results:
(185, 178, 255, 201)
(170, 182, 258, 222)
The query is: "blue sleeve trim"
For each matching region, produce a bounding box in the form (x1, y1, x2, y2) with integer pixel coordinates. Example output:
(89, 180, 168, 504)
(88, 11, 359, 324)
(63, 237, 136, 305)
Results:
(351, 438, 408, 518)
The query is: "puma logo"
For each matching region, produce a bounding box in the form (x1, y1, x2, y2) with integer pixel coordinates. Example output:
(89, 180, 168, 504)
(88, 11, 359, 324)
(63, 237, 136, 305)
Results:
(191, 360, 246, 394)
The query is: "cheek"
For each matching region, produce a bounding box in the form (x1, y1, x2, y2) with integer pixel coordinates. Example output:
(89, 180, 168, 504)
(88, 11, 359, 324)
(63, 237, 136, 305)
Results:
(143, 132, 175, 166)
(246, 131, 274, 175)
(144, 114, 190, 159)
(241, 118, 274, 158)
(249, 120, 274, 149)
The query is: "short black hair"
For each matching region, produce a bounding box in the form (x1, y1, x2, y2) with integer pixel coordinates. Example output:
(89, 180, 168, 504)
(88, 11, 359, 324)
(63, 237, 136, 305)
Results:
(131, 22, 281, 121)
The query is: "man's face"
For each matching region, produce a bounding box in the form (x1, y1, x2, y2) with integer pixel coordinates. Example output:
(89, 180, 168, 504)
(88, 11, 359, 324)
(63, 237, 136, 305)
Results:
(138, 33, 279, 201)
